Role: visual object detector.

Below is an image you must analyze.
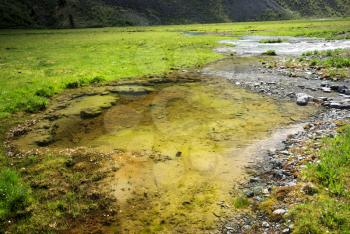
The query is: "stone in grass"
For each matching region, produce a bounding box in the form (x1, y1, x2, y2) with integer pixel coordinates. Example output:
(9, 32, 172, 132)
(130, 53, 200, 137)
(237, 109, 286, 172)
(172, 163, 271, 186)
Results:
(273, 209, 287, 216)
(80, 107, 103, 119)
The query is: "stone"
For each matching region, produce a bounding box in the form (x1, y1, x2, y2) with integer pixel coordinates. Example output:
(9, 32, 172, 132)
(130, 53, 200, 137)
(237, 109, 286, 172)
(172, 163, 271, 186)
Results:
(262, 221, 270, 228)
(108, 85, 154, 95)
(296, 93, 312, 106)
(321, 81, 329, 87)
(80, 107, 103, 119)
(273, 209, 287, 215)
(321, 87, 331, 93)
(271, 159, 283, 169)
(245, 190, 254, 198)
(249, 177, 260, 183)
(282, 228, 291, 234)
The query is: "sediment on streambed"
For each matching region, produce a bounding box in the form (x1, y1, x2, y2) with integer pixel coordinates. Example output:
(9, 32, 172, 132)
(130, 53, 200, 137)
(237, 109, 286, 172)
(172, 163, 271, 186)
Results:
(6, 68, 317, 233)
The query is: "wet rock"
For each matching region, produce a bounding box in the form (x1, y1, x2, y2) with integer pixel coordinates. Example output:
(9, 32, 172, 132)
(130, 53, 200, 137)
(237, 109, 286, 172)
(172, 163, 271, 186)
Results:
(321, 87, 331, 93)
(108, 85, 154, 95)
(282, 228, 291, 234)
(249, 177, 260, 183)
(245, 190, 254, 198)
(80, 107, 103, 119)
(321, 81, 329, 87)
(327, 102, 350, 110)
(271, 159, 283, 169)
(296, 93, 312, 106)
(273, 170, 285, 179)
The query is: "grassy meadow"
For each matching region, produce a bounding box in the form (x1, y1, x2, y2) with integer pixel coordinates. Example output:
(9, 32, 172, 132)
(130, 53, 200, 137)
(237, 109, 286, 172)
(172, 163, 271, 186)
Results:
(0, 18, 350, 232)
(0, 18, 350, 117)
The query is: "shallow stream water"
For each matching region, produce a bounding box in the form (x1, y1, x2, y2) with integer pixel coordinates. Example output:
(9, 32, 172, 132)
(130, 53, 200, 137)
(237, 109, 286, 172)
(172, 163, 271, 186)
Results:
(12, 75, 316, 233)
(217, 36, 350, 55)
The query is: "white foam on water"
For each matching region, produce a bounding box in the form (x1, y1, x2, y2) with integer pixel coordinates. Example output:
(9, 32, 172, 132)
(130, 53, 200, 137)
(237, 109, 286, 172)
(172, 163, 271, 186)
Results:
(218, 36, 350, 56)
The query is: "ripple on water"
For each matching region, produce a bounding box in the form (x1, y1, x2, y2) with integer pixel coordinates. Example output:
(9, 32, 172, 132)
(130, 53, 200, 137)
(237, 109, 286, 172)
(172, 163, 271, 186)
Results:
(218, 36, 350, 56)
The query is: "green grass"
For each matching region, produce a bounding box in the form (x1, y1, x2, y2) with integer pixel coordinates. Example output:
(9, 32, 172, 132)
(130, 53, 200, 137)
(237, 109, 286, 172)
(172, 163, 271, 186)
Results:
(259, 38, 284, 43)
(0, 31, 225, 116)
(0, 18, 350, 232)
(0, 169, 32, 222)
(0, 18, 349, 117)
(233, 196, 250, 209)
(262, 50, 277, 56)
(302, 49, 350, 69)
(290, 126, 350, 233)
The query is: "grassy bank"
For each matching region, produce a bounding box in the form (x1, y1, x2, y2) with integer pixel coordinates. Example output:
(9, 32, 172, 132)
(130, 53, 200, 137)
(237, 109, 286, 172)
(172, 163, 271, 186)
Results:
(290, 125, 350, 233)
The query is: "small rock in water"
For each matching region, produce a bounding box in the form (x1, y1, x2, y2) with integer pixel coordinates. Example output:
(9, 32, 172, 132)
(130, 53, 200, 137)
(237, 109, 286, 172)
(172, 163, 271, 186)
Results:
(296, 93, 312, 106)
(321, 87, 331, 93)
(80, 107, 103, 119)
(321, 81, 329, 87)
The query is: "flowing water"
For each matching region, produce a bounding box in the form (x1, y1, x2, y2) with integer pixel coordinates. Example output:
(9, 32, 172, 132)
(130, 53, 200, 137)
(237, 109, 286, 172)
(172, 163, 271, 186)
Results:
(217, 36, 350, 55)
(13, 75, 316, 233)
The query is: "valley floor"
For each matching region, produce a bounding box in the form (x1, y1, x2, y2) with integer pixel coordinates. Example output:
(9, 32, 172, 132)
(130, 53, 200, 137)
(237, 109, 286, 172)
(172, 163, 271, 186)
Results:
(0, 18, 350, 233)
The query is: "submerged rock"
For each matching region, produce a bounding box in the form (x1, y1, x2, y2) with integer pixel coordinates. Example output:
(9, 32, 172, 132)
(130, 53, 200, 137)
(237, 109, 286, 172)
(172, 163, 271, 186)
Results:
(108, 85, 154, 95)
(80, 107, 103, 119)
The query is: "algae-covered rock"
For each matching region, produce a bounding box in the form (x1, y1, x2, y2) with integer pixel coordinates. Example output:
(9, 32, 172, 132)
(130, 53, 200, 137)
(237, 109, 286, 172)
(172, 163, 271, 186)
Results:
(34, 134, 54, 146)
(61, 95, 118, 117)
(107, 85, 154, 95)
(80, 107, 103, 119)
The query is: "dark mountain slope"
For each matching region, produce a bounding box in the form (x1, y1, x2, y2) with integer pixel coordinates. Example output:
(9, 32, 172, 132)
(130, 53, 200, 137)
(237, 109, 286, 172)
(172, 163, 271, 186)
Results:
(0, 0, 349, 28)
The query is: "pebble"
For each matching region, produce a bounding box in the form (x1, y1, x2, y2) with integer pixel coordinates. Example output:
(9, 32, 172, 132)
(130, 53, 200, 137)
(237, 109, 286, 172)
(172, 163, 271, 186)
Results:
(273, 209, 287, 215)
(262, 221, 270, 228)
(321, 87, 331, 93)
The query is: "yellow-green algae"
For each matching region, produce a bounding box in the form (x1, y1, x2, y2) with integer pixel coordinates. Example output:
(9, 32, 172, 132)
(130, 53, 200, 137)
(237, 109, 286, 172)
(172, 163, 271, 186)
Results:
(12, 78, 316, 233)
(68, 80, 313, 233)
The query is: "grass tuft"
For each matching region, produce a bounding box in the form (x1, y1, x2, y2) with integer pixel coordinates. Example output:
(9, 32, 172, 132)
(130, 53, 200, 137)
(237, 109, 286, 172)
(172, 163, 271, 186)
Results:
(259, 38, 284, 43)
(0, 169, 32, 221)
(262, 50, 277, 56)
(233, 196, 250, 209)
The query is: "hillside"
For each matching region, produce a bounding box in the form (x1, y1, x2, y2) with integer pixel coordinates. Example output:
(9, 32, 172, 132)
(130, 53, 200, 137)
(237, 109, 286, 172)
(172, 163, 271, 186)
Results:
(0, 0, 349, 28)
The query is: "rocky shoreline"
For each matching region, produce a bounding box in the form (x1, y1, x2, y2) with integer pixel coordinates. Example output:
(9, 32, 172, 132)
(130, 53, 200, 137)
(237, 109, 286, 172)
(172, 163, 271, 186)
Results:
(220, 109, 349, 234)
(203, 57, 350, 233)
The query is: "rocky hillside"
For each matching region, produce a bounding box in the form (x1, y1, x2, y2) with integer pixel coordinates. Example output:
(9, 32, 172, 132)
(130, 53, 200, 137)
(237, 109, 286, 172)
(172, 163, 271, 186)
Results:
(1, 0, 349, 28)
